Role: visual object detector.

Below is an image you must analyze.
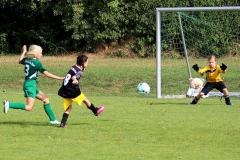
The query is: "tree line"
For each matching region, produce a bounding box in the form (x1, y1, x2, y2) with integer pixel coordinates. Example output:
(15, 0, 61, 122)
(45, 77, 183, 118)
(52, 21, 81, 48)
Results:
(0, 0, 239, 57)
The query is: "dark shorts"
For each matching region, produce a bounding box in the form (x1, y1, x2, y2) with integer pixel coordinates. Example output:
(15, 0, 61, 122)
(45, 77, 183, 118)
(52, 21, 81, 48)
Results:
(201, 81, 227, 95)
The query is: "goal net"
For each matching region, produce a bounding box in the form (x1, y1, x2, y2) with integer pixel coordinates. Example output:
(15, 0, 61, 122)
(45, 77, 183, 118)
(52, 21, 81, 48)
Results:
(156, 7, 240, 98)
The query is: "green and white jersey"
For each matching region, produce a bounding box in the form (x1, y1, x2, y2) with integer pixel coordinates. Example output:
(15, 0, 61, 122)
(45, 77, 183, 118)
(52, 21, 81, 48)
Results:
(20, 57, 47, 80)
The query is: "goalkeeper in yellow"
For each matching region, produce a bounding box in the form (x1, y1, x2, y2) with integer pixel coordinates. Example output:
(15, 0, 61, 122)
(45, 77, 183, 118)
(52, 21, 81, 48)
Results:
(191, 55, 232, 105)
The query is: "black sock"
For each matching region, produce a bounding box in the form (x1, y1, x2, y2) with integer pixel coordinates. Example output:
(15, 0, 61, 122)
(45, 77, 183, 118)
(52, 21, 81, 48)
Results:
(60, 112, 69, 127)
(88, 104, 97, 114)
(224, 96, 232, 105)
(191, 97, 199, 104)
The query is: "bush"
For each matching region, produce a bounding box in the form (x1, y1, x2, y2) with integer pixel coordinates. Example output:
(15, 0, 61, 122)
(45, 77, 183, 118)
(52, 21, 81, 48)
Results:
(0, 33, 8, 54)
(108, 49, 129, 58)
(0, 0, 239, 56)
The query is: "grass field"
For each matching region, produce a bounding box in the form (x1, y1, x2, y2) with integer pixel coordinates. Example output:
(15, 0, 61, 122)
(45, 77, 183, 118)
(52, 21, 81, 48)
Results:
(0, 55, 240, 160)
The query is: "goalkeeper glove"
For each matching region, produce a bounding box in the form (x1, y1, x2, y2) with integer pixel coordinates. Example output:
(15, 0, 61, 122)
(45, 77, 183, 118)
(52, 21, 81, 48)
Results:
(220, 63, 227, 71)
(192, 64, 199, 72)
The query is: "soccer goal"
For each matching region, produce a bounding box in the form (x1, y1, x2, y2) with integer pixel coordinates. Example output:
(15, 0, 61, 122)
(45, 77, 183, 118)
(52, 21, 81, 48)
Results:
(156, 6, 240, 98)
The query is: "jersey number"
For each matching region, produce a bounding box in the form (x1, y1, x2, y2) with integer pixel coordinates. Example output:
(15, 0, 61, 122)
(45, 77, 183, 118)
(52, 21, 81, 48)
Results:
(25, 64, 30, 76)
(64, 74, 71, 86)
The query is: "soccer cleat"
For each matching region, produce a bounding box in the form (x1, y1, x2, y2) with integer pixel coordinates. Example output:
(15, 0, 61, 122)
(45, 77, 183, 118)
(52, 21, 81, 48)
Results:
(3, 100, 9, 114)
(95, 105, 105, 116)
(59, 123, 67, 128)
(190, 97, 199, 105)
(50, 120, 61, 125)
(225, 97, 232, 106)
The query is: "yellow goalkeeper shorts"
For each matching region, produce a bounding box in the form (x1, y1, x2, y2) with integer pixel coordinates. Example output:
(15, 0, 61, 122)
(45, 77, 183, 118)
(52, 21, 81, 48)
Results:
(62, 92, 86, 111)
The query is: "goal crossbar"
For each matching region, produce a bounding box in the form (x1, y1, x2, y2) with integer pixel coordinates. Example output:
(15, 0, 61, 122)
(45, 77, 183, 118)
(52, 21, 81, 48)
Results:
(156, 6, 240, 12)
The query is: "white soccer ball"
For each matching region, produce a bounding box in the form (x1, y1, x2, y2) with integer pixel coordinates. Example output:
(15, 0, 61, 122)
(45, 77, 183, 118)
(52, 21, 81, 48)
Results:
(189, 78, 205, 89)
(137, 82, 150, 94)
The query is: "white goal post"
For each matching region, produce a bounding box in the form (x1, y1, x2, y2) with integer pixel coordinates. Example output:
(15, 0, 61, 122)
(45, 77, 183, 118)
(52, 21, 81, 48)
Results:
(156, 6, 240, 98)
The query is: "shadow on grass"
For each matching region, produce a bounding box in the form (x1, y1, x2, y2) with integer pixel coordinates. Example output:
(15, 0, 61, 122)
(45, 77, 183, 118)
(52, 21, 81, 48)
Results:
(66, 122, 91, 126)
(147, 101, 191, 106)
(97, 119, 115, 122)
(146, 101, 233, 107)
(0, 120, 115, 127)
(147, 100, 215, 107)
(0, 121, 94, 128)
(0, 121, 52, 126)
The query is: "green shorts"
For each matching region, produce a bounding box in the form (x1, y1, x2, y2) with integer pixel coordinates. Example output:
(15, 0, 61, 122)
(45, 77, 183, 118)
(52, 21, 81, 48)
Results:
(23, 80, 40, 98)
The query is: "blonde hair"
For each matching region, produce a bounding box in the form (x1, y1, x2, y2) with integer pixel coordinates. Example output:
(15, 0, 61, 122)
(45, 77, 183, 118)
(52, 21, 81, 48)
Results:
(26, 45, 42, 56)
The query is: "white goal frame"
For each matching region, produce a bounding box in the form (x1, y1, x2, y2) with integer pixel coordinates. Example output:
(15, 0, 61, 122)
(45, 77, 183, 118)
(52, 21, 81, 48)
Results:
(156, 6, 240, 98)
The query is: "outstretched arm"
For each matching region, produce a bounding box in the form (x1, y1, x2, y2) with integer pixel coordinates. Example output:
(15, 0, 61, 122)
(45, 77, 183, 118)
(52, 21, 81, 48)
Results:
(192, 64, 209, 76)
(192, 64, 199, 72)
(19, 45, 27, 64)
(43, 71, 64, 80)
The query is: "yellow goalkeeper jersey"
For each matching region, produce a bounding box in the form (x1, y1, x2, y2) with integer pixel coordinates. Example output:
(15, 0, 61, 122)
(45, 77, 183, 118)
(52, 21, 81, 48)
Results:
(198, 65, 224, 82)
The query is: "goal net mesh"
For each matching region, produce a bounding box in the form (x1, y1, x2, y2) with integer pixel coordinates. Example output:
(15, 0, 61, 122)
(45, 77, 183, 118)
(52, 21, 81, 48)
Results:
(159, 10, 240, 97)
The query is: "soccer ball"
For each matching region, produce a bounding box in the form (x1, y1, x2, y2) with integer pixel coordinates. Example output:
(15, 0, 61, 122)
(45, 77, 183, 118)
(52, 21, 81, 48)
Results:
(187, 78, 208, 98)
(137, 82, 150, 94)
(189, 78, 204, 89)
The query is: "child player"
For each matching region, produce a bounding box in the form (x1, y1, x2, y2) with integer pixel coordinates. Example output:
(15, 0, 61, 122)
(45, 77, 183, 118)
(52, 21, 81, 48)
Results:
(3, 45, 64, 124)
(58, 54, 105, 128)
(191, 55, 232, 105)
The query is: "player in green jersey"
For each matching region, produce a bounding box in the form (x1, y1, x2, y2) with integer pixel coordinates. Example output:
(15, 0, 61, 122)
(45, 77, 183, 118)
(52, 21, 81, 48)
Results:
(3, 45, 64, 125)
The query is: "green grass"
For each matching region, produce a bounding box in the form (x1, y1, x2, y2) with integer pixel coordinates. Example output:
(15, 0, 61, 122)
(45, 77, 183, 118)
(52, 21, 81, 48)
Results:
(1, 55, 240, 160)
(1, 55, 240, 96)
(1, 93, 240, 160)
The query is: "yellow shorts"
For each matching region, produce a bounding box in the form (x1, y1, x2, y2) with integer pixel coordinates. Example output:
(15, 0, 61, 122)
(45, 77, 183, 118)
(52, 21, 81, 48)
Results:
(62, 93, 86, 111)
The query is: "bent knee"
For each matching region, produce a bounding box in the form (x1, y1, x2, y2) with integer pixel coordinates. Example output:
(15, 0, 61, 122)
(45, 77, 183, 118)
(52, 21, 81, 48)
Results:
(223, 88, 229, 94)
(43, 98, 49, 104)
(25, 105, 34, 111)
